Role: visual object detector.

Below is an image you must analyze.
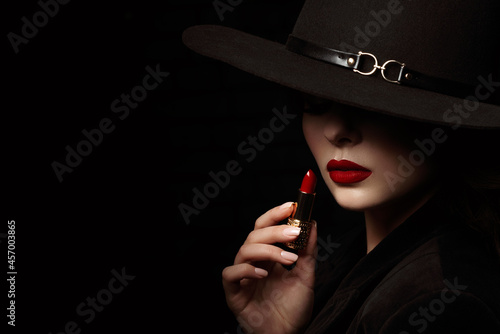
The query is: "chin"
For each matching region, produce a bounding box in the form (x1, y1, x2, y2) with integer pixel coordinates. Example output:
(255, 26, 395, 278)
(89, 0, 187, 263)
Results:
(327, 177, 400, 212)
(330, 186, 379, 212)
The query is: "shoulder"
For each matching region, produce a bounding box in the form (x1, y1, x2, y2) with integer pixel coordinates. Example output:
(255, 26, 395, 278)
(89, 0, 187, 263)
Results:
(355, 225, 500, 333)
(379, 291, 500, 333)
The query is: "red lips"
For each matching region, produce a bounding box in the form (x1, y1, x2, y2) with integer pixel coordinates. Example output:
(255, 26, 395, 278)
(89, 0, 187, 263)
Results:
(327, 159, 372, 184)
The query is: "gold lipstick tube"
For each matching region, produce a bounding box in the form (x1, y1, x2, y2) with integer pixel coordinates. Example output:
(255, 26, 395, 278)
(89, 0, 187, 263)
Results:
(284, 190, 315, 250)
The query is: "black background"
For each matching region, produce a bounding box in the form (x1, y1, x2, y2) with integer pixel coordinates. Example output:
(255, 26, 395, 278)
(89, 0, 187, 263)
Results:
(4, 0, 361, 332)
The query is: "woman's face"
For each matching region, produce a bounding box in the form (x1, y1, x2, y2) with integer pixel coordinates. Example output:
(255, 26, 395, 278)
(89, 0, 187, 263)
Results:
(302, 95, 439, 212)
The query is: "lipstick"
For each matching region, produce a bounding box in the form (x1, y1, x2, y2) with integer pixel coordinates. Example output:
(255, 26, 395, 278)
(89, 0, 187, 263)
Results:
(284, 169, 317, 250)
(327, 159, 372, 184)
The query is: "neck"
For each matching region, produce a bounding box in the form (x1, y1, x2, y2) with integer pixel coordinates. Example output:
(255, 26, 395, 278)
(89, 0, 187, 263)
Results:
(364, 188, 438, 254)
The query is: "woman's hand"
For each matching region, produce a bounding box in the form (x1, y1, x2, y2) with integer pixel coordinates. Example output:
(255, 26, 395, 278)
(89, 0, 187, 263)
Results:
(222, 202, 317, 334)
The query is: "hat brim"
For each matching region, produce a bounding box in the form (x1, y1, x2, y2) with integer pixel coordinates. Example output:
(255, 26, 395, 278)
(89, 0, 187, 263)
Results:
(183, 25, 500, 129)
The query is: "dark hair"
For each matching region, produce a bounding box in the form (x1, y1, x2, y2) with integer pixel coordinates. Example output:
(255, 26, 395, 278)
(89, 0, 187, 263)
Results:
(438, 128, 500, 256)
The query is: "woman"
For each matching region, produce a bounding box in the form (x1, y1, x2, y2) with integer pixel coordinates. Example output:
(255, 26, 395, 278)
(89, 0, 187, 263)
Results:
(183, 0, 500, 332)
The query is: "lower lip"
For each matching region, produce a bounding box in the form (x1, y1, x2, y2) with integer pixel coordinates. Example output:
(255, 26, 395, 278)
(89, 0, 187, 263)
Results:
(329, 170, 372, 184)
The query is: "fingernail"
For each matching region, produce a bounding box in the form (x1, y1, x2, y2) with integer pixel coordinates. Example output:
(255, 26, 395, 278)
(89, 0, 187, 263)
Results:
(255, 268, 268, 278)
(283, 227, 301, 237)
(280, 202, 294, 211)
(281, 251, 299, 262)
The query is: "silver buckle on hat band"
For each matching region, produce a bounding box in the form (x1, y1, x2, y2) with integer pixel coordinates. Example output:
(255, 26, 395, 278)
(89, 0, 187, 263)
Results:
(381, 60, 406, 84)
(353, 52, 379, 76)
(353, 52, 405, 84)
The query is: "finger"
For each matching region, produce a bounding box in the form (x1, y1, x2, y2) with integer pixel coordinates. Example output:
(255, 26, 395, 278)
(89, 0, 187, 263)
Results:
(254, 202, 295, 230)
(234, 244, 299, 265)
(222, 263, 268, 284)
(245, 224, 301, 245)
(222, 264, 269, 312)
(222, 264, 268, 295)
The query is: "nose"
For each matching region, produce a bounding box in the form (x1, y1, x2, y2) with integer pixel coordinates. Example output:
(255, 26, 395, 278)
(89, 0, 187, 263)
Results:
(323, 109, 362, 147)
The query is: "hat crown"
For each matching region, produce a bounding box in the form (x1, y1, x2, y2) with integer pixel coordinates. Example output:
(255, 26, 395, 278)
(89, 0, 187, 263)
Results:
(291, 0, 500, 85)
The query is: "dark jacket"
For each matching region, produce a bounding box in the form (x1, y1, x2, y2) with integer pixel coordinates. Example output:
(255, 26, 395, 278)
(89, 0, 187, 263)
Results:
(306, 198, 500, 333)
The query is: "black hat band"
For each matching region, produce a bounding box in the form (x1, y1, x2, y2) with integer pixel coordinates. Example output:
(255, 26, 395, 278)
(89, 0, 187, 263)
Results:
(286, 35, 478, 100)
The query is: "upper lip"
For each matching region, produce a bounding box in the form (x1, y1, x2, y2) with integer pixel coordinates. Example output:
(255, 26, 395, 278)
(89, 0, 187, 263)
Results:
(327, 159, 370, 171)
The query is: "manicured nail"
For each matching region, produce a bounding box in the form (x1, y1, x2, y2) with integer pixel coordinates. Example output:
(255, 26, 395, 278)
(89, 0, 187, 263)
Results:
(255, 268, 268, 277)
(280, 202, 294, 211)
(283, 227, 301, 237)
(281, 251, 299, 262)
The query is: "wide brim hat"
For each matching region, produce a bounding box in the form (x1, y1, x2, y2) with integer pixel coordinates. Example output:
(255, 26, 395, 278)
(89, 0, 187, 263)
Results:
(182, 0, 500, 129)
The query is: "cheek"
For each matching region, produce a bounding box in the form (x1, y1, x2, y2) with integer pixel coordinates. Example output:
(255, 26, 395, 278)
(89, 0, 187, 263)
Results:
(370, 132, 437, 196)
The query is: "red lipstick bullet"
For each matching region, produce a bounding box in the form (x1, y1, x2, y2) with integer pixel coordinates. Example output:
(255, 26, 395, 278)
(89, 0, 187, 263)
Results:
(300, 169, 317, 194)
(285, 169, 317, 250)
